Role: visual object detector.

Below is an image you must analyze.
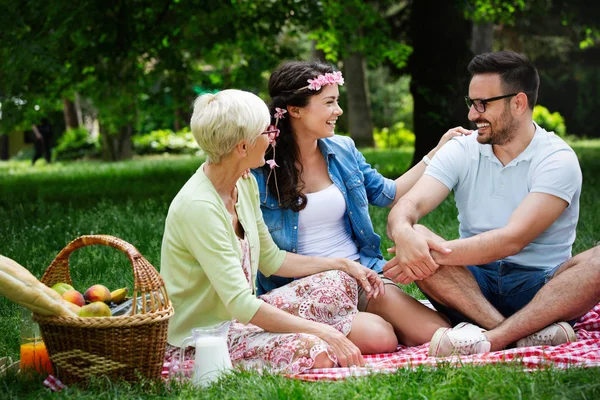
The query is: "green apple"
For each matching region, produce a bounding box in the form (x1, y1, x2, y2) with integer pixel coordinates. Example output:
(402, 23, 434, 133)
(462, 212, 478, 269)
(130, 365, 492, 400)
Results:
(50, 282, 75, 295)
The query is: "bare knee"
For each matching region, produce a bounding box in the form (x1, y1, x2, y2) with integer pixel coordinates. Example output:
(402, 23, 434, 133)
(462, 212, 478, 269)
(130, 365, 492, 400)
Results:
(348, 313, 398, 354)
(555, 245, 600, 277)
(312, 352, 335, 369)
(416, 265, 476, 306)
(591, 246, 600, 267)
(370, 320, 398, 353)
(417, 264, 452, 290)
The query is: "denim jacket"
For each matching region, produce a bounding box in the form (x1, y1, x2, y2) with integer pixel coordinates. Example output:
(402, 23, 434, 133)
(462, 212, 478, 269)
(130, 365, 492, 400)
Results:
(251, 135, 396, 295)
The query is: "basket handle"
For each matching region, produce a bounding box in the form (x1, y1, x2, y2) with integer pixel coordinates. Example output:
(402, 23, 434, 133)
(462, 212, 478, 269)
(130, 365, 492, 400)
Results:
(40, 235, 170, 315)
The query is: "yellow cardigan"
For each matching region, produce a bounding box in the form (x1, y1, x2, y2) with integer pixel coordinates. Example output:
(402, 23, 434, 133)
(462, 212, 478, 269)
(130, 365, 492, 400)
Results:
(160, 164, 285, 346)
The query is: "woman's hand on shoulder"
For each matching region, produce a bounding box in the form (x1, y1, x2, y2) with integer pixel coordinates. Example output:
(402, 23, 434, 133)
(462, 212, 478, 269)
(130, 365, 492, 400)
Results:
(344, 260, 385, 300)
(435, 126, 473, 151)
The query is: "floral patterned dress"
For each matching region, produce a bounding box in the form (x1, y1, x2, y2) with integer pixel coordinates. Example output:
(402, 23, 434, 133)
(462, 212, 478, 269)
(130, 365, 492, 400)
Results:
(165, 236, 359, 375)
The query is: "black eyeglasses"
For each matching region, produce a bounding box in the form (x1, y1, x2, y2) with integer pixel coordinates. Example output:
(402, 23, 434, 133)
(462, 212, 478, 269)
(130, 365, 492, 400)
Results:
(464, 93, 518, 113)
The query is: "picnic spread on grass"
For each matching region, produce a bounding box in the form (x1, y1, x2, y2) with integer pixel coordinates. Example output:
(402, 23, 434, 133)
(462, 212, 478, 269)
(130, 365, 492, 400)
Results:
(156, 302, 600, 382)
(277, 303, 600, 381)
(2, 234, 600, 387)
(0, 235, 173, 385)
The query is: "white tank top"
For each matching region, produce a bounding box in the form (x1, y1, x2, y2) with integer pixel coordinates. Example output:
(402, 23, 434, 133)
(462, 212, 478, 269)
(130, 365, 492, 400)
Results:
(297, 184, 360, 260)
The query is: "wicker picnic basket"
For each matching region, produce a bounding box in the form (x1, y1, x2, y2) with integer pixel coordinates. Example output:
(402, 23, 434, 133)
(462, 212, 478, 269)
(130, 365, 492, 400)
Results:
(32, 235, 174, 385)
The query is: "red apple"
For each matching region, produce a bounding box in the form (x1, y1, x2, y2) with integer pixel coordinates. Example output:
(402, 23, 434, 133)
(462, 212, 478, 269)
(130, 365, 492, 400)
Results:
(62, 289, 86, 307)
(83, 284, 112, 303)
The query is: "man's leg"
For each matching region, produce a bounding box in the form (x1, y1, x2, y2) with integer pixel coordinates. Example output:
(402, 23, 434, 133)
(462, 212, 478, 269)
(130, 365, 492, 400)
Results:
(484, 245, 600, 351)
(413, 225, 505, 330)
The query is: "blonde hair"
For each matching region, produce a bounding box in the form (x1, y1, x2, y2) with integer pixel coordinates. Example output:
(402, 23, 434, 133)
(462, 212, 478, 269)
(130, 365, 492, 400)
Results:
(190, 89, 270, 163)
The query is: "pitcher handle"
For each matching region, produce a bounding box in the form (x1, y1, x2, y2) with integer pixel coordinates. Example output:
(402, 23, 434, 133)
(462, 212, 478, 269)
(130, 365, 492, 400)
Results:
(170, 336, 194, 380)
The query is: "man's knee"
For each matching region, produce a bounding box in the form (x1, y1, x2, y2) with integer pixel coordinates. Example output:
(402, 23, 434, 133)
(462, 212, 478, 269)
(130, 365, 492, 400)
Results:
(589, 246, 600, 282)
(592, 245, 600, 262)
(414, 265, 456, 301)
(420, 264, 463, 284)
(556, 245, 600, 276)
(417, 265, 481, 298)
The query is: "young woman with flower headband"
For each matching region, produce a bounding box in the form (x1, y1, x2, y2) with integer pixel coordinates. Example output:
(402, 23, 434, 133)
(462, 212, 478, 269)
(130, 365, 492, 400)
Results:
(252, 60, 472, 349)
(161, 89, 389, 374)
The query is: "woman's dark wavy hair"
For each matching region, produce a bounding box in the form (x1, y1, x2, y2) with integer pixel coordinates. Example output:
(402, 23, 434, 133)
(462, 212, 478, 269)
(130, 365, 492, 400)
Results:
(261, 60, 337, 211)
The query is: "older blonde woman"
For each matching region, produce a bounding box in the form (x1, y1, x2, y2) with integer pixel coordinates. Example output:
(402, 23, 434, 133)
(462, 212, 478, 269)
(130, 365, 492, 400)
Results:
(160, 89, 391, 374)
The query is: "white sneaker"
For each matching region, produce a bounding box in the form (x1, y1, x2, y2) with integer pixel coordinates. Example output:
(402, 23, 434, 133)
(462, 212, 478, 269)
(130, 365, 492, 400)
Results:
(428, 322, 491, 357)
(516, 322, 577, 348)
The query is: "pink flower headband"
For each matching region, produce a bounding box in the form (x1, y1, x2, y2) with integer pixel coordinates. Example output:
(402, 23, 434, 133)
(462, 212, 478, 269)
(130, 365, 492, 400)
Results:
(303, 71, 344, 91)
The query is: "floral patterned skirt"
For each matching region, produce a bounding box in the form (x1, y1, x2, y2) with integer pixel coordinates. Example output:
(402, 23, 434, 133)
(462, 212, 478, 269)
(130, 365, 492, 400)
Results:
(164, 269, 358, 375)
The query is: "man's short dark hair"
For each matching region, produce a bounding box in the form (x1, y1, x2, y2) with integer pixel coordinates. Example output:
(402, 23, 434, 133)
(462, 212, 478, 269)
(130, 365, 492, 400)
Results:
(468, 50, 539, 110)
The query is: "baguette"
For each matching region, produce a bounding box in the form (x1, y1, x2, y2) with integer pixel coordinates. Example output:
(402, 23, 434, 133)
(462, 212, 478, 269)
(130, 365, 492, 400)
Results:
(0, 255, 79, 317)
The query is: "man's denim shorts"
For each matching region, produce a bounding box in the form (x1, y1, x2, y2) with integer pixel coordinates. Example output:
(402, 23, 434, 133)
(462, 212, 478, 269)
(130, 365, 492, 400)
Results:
(425, 260, 570, 327)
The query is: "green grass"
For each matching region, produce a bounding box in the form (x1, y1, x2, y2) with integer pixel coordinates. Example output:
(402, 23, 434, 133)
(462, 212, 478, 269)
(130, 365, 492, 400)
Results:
(3, 365, 600, 399)
(1, 141, 599, 398)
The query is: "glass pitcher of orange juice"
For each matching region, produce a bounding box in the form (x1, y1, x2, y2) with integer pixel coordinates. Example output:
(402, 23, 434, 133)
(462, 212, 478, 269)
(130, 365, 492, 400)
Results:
(19, 307, 53, 375)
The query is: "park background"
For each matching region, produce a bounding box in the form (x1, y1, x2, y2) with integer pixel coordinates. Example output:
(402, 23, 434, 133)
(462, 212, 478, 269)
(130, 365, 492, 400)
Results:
(1, 0, 599, 163)
(1, 0, 600, 399)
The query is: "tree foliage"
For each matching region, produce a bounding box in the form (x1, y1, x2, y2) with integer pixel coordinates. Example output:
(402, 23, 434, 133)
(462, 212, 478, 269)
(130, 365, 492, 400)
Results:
(1, 0, 599, 162)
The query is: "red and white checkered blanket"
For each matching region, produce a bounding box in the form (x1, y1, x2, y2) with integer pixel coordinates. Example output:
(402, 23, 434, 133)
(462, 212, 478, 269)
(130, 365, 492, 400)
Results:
(162, 303, 600, 382)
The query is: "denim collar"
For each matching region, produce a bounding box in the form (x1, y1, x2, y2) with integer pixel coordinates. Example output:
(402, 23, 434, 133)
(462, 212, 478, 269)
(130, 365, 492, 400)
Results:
(317, 138, 337, 162)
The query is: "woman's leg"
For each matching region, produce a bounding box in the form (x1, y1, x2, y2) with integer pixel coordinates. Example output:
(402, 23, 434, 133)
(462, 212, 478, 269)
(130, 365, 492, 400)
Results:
(312, 351, 335, 369)
(259, 270, 359, 335)
(346, 311, 398, 354)
(228, 322, 337, 373)
(365, 285, 451, 347)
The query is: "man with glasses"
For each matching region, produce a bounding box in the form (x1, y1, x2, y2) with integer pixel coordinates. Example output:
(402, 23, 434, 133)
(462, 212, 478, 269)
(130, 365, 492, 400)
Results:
(384, 50, 599, 356)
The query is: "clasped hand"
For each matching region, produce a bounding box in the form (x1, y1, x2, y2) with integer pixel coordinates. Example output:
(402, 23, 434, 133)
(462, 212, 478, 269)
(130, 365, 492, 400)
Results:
(382, 229, 450, 284)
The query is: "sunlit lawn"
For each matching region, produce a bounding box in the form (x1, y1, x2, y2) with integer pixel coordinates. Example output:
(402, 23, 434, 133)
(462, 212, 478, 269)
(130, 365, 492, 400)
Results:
(0, 140, 599, 398)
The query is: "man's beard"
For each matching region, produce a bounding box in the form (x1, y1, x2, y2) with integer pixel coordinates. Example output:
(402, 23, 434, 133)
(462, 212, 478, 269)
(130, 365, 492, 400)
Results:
(477, 104, 518, 145)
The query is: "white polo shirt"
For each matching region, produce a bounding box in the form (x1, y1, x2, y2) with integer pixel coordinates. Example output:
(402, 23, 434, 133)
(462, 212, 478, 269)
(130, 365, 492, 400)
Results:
(425, 123, 582, 269)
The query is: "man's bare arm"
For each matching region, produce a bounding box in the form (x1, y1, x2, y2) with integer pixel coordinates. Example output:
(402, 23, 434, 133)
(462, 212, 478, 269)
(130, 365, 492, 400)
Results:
(387, 175, 451, 239)
(384, 176, 452, 283)
(432, 192, 568, 266)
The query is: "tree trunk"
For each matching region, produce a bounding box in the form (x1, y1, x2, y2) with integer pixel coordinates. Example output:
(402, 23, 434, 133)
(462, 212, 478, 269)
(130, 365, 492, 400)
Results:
(0, 134, 8, 161)
(74, 92, 84, 127)
(119, 123, 133, 160)
(472, 22, 494, 55)
(408, 0, 473, 167)
(99, 124, 117, 161)
(344, 51, 374, 147)
(62, 98, 79, 130)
